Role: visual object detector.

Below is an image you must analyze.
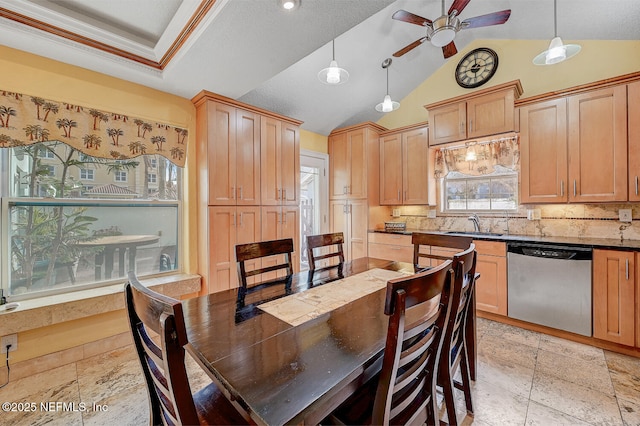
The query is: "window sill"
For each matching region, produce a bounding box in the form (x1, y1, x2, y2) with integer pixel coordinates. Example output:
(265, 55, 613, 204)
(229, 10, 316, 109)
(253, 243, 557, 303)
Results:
(0, 273, 201, 335)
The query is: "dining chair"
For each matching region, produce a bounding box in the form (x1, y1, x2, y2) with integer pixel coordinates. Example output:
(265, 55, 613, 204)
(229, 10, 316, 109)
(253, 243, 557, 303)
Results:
(412, 232, 473, 272)
(438, 244, 479, 426)
(328, 260, 455, 425)
(306, 232, 345, 272)
(124, 272, 247, 425)
(235, 238, 294, 298)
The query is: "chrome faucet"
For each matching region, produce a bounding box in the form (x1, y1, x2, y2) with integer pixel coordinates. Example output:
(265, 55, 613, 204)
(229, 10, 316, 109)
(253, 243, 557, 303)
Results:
(468, 214, 480, 233)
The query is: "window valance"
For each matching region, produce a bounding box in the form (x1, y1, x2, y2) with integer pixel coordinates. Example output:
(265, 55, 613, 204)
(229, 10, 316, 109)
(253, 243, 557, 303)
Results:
(0, 89, 188, 167)
(433, 133, 519, 178)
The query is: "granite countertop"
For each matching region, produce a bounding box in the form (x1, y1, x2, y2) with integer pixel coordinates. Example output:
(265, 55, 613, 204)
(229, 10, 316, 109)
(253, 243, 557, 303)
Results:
(370, 228, 640, 251)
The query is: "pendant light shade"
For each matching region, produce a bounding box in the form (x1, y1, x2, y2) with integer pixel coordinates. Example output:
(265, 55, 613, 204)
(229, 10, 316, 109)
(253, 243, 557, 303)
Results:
(533, 0, 580, 65)
(375, 58, 400, 113)
(318, 40, 349, 85)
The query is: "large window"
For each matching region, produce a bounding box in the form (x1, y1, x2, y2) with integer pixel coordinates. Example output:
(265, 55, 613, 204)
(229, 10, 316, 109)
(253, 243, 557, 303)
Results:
(443, 166, 517, 211)
(1, 142, 182, 300)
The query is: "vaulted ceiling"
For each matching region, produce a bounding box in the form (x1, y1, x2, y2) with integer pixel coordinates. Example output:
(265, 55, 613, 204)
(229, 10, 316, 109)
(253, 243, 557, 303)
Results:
(1, 0, 639, 135)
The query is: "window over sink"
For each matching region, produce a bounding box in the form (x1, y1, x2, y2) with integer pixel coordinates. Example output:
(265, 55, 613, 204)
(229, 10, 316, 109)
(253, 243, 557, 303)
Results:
(443, 165, 518, 212)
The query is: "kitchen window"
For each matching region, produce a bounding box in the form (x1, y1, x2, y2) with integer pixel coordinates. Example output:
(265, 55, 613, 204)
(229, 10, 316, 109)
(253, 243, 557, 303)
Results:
(1, 142, 182, 301)
(443, 166, 518, 211)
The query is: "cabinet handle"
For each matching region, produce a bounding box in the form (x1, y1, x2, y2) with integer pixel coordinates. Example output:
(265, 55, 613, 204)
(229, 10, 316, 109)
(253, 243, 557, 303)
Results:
(239, 186, 243, 200)
(282, 212, 287, 224)
(460, 122, 464, 133)
(635, 176, 638, 196)
(626, 259, 629, 281)
(276, 188, 280, 200)
(343, 185, 347, 194)
(560, 180, 564, 197)
(239, 212, 243, 227)
(231, 186, 235, 200)
(283, 188, 286, 200)
(573, 180, 577, 197)
(397, 190, 400, 201)
(232, 212, 236, 226)
(404, 190, 407, 201)
(343, 204, 347, 214)
(470, 119, 473, 132)
(348, 185, 351, 194)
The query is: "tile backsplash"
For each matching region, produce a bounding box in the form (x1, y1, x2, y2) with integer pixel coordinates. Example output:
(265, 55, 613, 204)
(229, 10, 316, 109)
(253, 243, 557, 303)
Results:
(382, 204, 640, 241)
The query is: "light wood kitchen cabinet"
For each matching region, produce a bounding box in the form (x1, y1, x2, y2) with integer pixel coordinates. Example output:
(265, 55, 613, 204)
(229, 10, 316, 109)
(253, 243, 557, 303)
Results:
(331, 199, 368, 262)
(261, 117, 299, 205)
(198, 101, 261, 205)
(193, 91, 302, 293)
(473, 240, 507, 316)
(425, 80, 523, 146)
(379, 124, 430, 205)
(261, 206, 300, 276)
(208, 206, 261, 291)
(567, 85, 628, 202)
(519, 98, 568, 203)
(593, 249, 636, 346)
(629, 81, 640, 201)
(367, 232, 413, 263)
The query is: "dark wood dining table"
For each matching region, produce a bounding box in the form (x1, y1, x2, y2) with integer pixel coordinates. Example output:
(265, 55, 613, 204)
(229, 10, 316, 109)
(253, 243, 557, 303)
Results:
(182, 257, 477, 425)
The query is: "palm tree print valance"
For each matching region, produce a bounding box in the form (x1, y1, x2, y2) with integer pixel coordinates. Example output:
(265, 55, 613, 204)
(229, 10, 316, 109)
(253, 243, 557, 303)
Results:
(0, 89, 188, 167)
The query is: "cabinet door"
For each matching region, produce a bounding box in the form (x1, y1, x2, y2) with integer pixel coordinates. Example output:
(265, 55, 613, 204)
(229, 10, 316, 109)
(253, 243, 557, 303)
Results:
(208, 103, 237, 205)
(629, 81, 640, 201)
(330, 200, 349, 259)
(348, 128, 367, 199)
(329, 133, 349, 199)
(568, 86, 628, 202)
(520, 99, 568, 203)
(348, 199, 368, 261)
(281, 122, 300, 205)
(475, 254, 507, 315)
(261, 117, 281, 205)
(429, 102, 467, 145)
(208, 206, 237, 292)
(467, 89, 515, 139)
(236, 207, 262, 287)
(403, 127, 429, 204)
(281, 206, 300, 272)
(380, 133, 403, 205)
(593, 249, 635, 346)
(236, 109, 261, 205)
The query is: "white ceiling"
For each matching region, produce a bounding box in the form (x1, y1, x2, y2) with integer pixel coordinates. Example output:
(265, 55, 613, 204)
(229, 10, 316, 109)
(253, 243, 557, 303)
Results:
(1, 0, 639, 135)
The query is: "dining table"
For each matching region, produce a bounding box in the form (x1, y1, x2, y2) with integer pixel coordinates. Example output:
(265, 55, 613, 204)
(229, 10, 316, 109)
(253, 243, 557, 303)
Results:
(182, 257, 477, 426)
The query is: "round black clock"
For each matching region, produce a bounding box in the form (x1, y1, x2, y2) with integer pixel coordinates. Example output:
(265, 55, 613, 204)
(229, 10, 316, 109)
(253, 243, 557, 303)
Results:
(455, 47, 499, 89)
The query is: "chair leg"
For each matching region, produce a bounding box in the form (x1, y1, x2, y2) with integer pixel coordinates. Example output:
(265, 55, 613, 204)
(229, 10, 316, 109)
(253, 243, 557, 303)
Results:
(441, 369, 458, 426)
(460, 354, 474, 415)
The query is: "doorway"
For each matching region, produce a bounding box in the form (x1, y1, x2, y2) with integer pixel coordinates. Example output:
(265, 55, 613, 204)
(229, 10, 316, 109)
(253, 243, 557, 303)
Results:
(299, 150, 328, 271)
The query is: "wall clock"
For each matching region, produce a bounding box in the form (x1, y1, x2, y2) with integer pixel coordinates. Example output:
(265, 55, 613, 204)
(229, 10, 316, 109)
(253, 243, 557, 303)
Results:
(455, 47, 499, 89)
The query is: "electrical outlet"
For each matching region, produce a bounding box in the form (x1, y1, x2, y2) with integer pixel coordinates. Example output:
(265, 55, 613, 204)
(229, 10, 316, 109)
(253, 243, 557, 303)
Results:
(427, 209, 437, 219)
(1, 334, 17, 352)
(392, 208, 401, 218)
(619, 209, 632, 223)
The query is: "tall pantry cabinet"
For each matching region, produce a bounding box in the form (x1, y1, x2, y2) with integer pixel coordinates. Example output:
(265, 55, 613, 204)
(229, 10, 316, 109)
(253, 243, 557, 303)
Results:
(328, 122, 385, 261)
(193, 91, 302, 293)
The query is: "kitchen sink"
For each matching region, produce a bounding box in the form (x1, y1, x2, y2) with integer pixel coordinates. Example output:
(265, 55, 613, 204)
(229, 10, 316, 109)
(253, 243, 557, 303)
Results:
(445, 231, 504, 237)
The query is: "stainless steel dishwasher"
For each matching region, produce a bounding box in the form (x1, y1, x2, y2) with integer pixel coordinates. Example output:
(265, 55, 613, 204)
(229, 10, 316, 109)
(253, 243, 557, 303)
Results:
(507, 242, 593, 336)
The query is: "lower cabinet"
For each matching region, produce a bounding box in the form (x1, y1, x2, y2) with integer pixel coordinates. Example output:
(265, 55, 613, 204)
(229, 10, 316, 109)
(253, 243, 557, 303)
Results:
(474, 240, 508, 316)
(367, 232, 413, 263)
(261, 206, 300, 279)
(331, 199, 368, 262)
(208, 206, 261, 291)
(593, 249, 636, 346)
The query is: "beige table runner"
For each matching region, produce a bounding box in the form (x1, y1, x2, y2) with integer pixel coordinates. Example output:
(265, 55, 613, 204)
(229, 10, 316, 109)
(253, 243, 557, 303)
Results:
(258, 268, 411, 326)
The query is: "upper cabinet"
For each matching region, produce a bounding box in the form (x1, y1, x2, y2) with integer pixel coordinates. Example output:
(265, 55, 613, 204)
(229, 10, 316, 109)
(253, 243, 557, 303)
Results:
(379, 123, 431, 205)
(519, 78, 632, 204)
(567, 85, 628, 202)
(261, 117, 300, 205)
(629, 80, 640, 202)
(425, 80, 523, 146)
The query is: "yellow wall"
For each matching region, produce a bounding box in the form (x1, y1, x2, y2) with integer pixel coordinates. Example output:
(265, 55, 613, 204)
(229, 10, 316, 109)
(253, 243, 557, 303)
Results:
(377, 39, 640, 130)
(300, 129, 328, 153)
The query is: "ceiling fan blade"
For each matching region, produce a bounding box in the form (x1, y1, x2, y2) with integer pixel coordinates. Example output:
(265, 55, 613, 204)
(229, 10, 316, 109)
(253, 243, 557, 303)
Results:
(442, 41, 458, 59)
(448, 0, 471, 16)
(392, 10, 432, 26)
(393, 37, 428, 57)
(461, 9, 511, 29)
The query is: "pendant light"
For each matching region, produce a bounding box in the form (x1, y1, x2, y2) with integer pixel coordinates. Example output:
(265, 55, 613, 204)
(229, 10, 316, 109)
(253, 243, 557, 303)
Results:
(318, 40, 349, 85)
(375, 58, 400, 113)
(533, 0, 580, 65)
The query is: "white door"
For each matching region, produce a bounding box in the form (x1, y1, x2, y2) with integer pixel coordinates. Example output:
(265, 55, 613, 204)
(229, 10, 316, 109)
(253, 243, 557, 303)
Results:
(300, 150, 328, 271)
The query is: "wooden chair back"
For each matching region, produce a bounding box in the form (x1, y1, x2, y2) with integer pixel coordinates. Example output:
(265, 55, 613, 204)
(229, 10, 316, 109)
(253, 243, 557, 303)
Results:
(412, 232, 473, 272)
(438, 243, 478, 425)
(236, 238, 294, 295)
(306, 232, 345, 272)
(125, 272, 199, 425)
(372, 260, 455, 425)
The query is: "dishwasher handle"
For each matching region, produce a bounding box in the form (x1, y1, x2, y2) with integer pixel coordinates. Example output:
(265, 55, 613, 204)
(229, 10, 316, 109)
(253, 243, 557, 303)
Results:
(508, 242, 592, 261)
(521, 247, 577, 260)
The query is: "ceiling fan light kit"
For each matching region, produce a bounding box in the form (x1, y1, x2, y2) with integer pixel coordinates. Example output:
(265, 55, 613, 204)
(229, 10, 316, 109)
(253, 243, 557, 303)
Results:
(318, 40, 349, 85)
(533, 0, 581, 65)
(375, 58, 400, 113)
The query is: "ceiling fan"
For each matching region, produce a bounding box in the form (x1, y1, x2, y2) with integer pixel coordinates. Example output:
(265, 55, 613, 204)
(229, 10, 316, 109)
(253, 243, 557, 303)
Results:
(391, 0, 511, 59)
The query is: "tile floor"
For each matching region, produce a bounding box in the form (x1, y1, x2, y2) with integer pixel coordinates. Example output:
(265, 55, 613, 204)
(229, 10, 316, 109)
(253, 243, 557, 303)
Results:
(1, 317, 639, 425)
